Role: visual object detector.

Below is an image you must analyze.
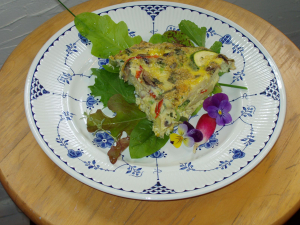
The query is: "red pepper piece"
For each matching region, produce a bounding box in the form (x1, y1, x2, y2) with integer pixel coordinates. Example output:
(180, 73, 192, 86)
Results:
(135, 65, 143, 79)
(200, 89, 207, 94)
(149, 91, 156, 99)
(155, 99, 164, 118)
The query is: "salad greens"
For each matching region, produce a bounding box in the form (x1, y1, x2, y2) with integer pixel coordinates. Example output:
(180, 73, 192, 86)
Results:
(75, 13, 142, 58)
(161, 30, 195, 46)
(86, 94, 147, 139)
(149, 33, 168, 44)
(209, 41, 222, 54)
(89, 68, 135, 107)
(178, 20, 207, 47)
(102, 64, 120, 74)
(149, 30, 195, 47)
(107, 137, 130, 164)
(129, 120, 169, 158)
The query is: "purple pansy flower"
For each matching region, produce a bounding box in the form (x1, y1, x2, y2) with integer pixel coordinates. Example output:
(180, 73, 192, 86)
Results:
(183, 121, 203, 142)
(170, 121, 203, 148)
(203, 93, 232, 126)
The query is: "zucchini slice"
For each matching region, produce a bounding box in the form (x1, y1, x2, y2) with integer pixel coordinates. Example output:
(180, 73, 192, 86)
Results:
(191, 50, 218, 67)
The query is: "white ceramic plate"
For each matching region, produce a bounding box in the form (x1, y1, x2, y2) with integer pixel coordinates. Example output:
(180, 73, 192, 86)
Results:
(24, 1, 286, 200)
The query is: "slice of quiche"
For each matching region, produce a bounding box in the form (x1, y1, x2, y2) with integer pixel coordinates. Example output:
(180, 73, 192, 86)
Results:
(109, 41, 235, 138)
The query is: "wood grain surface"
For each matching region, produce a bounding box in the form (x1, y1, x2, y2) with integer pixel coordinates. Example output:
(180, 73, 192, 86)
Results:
(1, 0, 300, 224)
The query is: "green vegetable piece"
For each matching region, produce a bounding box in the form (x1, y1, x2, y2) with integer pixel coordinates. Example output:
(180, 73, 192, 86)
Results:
(212, 84, 222, 94)
(89, 68, 135, 107)
(175, 108, 181, 121)
(86, 94, 147, 138)
(103, 59, 121, 73)
(74, 13, 142, 58)
(149, 33, 167, 44)
(179, 20, 206, 47)
(191, 50, 218, 68)
(209, 41, 222, 53)
(178, 99, 190, 110)
(179, 117, 188, 122)
(129, 119, 169, 158)
(191, 103, 203, 117)
(102, 64, 120, 73)
(162, 30, 194, 46)
(218, 83, 248, 90)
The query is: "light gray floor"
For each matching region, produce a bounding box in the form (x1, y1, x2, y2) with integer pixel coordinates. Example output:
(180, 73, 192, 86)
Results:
(0, 0, 299, 224)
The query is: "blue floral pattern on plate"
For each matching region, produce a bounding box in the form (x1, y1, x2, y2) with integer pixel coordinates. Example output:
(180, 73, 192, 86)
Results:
(93, 131, 115, 148)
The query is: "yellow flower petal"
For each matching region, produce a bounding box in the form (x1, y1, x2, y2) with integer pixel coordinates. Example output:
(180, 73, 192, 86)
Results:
(170, 133, 183, 148)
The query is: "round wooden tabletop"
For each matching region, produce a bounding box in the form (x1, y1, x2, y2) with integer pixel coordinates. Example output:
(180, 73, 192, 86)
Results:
(1, 0, 300, 224)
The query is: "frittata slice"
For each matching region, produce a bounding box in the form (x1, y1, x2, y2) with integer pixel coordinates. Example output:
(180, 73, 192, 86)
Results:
(109, 41, 235, 137)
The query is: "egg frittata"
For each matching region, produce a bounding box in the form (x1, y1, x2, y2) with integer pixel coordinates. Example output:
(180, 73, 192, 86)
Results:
(109, 41, 235, 137)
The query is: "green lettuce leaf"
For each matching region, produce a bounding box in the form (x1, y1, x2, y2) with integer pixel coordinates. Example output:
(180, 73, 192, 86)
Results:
(129, 119, 169, 158)
(149, 33, 167, 44)
(149, 31, 194, 46)
(210, 41, 222, 53)
(75, 13, 142, 58)
(86, 94, 147, 138)
(179, 20, 206, 47)
(89, 68, 135, 107)
(102, 64, 120, 73)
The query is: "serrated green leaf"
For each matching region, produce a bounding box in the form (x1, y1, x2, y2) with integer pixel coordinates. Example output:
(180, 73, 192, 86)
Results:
(129, 119, 169, 158)
(210, 41, 222, 53)
(179, 20, 206, 47)
(86, 94, 147, 138)
(89, 68, 135, 107)
(74, 13, 142, 58)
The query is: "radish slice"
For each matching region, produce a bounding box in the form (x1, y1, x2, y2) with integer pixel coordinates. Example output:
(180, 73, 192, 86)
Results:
(193, 113, 216, 153)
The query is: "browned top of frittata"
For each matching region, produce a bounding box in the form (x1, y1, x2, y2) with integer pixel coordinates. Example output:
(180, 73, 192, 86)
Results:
(109, 41, 224, 108)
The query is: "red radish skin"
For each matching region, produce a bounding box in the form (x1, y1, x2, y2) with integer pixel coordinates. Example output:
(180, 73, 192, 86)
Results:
(193, 113, 217, 153)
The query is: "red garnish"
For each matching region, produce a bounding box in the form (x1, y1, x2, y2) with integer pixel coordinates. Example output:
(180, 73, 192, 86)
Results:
(155, 99, 164, 118)
(135, 65, 143, 79)
(200, 89, 207, 94)
(107, 136, 130, 164)
(193, 113, 217, 153)
(149, 90, 156, 98)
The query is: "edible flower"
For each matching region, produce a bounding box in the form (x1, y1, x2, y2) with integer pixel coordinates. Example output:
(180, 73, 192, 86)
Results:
(170, 121, 203, 148)
(203, 93, 232, 126)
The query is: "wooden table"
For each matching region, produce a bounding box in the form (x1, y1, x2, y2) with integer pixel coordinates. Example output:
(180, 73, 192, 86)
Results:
(1, 0, 300, 224)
